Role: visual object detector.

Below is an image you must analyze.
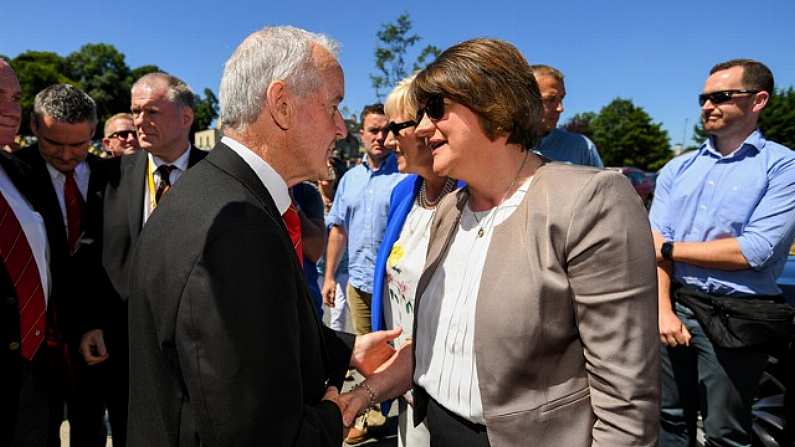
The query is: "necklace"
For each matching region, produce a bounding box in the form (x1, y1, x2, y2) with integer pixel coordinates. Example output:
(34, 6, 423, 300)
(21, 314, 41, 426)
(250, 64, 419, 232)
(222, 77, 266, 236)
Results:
(470, 150, 530, 238)
(417, 177, 457, 209)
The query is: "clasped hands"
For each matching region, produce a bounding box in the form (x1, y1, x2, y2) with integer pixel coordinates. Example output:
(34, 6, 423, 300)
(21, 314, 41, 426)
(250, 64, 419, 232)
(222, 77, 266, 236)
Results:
(322, 327, 415, 431)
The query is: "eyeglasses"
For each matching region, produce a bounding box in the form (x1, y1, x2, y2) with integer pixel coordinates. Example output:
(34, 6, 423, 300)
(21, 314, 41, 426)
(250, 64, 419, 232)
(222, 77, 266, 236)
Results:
(419, 94, 446, 120)
(698, 90, 759, 106)
(108, 129, 137, 140)
(384, 120, 417, 137)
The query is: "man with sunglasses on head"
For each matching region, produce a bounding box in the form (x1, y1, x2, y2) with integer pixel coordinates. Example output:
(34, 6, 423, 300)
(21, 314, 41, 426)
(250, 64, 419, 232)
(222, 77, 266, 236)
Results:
(530, 64, 603, 167)
(101, 113, 139, 157)
(650, 59, 795, 447)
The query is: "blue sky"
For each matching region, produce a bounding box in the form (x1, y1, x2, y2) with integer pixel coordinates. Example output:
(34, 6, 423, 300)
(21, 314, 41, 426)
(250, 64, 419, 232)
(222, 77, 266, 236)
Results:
(3, 0, 794, 145)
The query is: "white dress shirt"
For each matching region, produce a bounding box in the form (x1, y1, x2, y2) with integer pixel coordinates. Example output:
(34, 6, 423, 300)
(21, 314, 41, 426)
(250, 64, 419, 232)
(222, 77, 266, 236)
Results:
(0, 165, 51, 305)
(221, 136, 291, 214)
(142, 145, 192, 223)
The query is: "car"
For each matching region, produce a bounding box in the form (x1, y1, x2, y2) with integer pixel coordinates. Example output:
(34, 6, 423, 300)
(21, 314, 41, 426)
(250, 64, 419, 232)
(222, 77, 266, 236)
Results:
(606, 166, 656, 208)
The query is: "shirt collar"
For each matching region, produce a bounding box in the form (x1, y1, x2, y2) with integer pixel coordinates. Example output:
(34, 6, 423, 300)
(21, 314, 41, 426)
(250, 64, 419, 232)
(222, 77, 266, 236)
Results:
(701, 129, 764, 159)
(220, 136, 291, 215)
(149, 144, 192, 172)
(363, 152, 397, 174)
(45, 159, 89, 183)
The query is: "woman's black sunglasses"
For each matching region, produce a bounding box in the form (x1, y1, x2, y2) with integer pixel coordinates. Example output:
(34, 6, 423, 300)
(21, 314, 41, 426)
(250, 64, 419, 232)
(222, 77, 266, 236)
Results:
(385, 120, 417, 137)
(698, 89, 759, 106)
(419, 94, 446, 120)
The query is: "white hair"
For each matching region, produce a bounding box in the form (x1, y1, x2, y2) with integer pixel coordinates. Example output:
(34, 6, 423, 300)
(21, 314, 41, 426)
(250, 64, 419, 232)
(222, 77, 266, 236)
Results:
(219, 26, 339, 131)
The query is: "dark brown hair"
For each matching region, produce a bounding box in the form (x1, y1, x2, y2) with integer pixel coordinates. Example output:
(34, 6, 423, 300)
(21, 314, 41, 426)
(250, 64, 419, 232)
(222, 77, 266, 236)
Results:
(360, 103, 385, 124)
(710, 59, 774, 95)
(410, 38, 542, 150)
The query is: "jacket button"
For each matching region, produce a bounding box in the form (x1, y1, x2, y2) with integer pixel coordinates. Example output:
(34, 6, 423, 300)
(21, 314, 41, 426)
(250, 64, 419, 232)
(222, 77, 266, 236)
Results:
(9, 342, 19, 351)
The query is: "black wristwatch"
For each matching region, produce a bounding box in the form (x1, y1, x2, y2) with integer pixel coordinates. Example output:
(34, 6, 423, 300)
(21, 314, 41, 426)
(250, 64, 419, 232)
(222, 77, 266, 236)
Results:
(661, 241, 674, 261)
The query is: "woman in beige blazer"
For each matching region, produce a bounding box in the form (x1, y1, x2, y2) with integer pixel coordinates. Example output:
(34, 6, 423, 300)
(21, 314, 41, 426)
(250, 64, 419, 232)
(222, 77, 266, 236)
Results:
(342, 38, 660, 447)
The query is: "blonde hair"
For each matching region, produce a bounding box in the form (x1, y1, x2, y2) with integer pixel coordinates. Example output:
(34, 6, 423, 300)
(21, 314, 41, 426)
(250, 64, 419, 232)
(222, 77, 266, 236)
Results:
(384, 73, 418, 121)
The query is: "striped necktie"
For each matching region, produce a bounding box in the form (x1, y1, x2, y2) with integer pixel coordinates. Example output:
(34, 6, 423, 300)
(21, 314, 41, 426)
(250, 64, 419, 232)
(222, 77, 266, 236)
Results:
(0, 192, 46, 360)
(64, 171, 84, 254)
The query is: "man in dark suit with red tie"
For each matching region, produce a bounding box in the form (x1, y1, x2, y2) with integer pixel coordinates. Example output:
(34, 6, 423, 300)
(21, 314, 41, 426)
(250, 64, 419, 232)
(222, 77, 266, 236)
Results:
(82, 72, 206, 446)
(16, 83, 116, 446)
(0, 60, 68, 447)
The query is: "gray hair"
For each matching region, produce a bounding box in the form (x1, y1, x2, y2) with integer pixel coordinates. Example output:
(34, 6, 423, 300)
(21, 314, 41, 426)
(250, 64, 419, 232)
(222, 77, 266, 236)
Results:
(132, 72, 195, 110)
(219, 25, 340, 131)
(33, 84, 97, 126)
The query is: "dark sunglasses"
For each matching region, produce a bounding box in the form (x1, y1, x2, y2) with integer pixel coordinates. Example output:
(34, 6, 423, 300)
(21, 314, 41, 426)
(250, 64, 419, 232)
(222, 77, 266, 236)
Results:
(108, 129, 137, 140)
(384, 120, 417, 137)
(419, 94, 446, 120)
(698, 89, 759, 106)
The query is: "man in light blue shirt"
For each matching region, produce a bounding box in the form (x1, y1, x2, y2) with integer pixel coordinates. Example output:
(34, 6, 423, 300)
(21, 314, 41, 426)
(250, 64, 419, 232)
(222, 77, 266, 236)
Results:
(530, 65, 603, 167)
(650, 59, 795, 447)
(322, 104, 404, 337)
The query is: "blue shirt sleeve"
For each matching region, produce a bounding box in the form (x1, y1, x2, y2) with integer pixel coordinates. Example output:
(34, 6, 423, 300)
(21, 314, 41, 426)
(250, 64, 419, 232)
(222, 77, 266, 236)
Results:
(648, 160, 676, 240)
(325, 172, 348, 230)
(584, 136, 604, 168)
(736, 158, 795, 270)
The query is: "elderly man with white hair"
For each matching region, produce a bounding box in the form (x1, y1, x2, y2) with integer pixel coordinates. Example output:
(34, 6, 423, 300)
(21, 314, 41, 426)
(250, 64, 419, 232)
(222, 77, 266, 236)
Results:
(126, 26, 401, 446)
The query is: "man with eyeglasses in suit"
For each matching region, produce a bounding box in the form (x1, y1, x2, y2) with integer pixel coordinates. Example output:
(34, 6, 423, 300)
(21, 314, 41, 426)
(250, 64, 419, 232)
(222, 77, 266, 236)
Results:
(101, 113, 139, 157)
(649, 59, 795, 447)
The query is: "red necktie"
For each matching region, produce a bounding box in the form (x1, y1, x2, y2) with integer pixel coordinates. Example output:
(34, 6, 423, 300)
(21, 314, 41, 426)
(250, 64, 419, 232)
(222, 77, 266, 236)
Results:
(64, 171, 85, 254)
(0, 192, 47, 360)
(282, 203, 303, 267)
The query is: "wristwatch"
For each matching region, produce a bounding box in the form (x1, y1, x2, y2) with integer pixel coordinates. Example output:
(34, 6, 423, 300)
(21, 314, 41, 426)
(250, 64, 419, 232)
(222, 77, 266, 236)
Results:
(661, 241, 674, 261)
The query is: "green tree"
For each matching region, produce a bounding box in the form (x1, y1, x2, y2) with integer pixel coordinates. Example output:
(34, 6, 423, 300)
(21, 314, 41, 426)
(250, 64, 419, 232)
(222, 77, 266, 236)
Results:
(370, 13, 440, 100)
(191, 88, 219, 137)
(65, 44, 133, 125)
(10, 51, 76, 135)
(562, 112, 597, 141)
(590, 98, 672, 171)
(691, 87, 795, 149)
(129, 64, 163, 83)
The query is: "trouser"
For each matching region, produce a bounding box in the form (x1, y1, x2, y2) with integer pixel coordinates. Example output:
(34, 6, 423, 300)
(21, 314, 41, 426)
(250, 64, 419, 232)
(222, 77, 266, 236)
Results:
(426, 396, 490, 447)
(347, 283, 372, 335)
(660, 303, 769, 447)
(320, 273, 348, 331)
(12, 350, 52, 447)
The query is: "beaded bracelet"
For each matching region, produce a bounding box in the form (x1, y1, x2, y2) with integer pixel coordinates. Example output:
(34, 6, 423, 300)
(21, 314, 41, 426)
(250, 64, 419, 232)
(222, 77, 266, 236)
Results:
(353, 381, 378, 414)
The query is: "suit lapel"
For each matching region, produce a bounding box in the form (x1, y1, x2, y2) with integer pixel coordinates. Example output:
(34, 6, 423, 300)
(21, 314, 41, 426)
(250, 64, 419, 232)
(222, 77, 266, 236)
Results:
(126, 151, 147, 239)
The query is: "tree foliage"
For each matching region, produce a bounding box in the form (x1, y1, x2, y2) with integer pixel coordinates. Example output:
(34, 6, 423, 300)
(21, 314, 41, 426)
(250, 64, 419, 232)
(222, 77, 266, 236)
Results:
(370, 13, 440, 101)
(589, 98, 672, 171)
(8, 45, 218, 138)
(562, 112, 597, 141)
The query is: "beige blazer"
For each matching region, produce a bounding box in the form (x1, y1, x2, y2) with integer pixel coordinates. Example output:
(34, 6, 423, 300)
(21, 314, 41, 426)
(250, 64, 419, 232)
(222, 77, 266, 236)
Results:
(412, 163, 660, 446)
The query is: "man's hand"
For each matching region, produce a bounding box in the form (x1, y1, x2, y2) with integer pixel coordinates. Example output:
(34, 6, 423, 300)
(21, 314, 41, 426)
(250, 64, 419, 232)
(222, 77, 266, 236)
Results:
(79, 329, 109, 365)
(350, 327, 402, 376)
(338, 386, 372, 428)
(659, 309, 692, 347)
(322, 278, 337, 307)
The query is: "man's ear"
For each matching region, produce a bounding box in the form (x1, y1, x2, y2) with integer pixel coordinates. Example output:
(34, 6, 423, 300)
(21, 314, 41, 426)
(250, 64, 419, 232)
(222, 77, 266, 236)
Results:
(181, 105, 194, 129)
(266, 80, 292, 130)
(752, 90, 770, 113)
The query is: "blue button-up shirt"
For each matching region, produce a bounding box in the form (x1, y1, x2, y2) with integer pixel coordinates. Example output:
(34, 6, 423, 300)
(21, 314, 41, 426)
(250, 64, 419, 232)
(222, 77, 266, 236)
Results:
(536, 128, 604, 167)
(649, 130, 795, 295)
(326, 154, 405, 293)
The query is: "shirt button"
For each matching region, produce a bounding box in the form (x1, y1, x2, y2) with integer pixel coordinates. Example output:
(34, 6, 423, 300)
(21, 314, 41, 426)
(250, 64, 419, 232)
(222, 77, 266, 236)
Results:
(35, 329, 41, 337)
(9, 342, 19, 351)
(707, 180, 715, 186)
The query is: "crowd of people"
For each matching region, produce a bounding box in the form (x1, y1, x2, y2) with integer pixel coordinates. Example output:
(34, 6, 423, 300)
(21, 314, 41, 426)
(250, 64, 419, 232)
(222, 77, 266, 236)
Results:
(1, 24, 794, 447)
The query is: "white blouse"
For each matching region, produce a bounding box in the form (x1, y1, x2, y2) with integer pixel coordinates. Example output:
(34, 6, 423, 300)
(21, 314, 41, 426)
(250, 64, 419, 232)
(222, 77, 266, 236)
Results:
(414, 177, 532, 424)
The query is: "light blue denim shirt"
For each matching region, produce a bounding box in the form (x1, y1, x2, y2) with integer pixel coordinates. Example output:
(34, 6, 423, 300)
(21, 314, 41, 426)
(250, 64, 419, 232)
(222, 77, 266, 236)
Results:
(536, 128, 604, 168)
(649, 130, 795, 295)
(326, 153, 405, 293)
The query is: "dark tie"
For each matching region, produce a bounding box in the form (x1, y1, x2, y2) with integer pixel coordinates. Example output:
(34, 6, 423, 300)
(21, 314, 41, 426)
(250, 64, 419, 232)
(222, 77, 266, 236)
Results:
(0, 192, 46, 360)
(155, 165, 176, 205)
(282, 202, 303, 267)
(64, 171, 85, 254)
